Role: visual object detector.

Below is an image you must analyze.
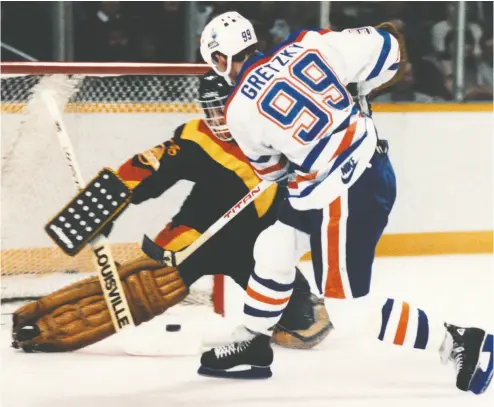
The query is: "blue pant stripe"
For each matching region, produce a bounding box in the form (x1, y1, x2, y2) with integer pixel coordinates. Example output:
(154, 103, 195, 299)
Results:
(244, 304, 285, 318)
(251, 270, 294, 292)
(378, 298, 394, 341)
(414, 309, 429, 349)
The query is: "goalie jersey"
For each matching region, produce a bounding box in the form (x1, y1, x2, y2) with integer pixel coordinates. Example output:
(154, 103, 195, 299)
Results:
(117, 118, 280, 252)
(225, 27, 400, 210)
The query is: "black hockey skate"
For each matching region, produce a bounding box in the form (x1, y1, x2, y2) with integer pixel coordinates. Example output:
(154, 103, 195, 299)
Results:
(441, 323, 493, 394)
(198, 334, 273, 379)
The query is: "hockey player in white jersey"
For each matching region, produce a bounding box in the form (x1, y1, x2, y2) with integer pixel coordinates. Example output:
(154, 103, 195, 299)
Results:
(197, 11, 493, 394)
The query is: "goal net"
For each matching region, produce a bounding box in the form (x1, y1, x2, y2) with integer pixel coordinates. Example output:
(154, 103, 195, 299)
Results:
(1, 62, 225, 319)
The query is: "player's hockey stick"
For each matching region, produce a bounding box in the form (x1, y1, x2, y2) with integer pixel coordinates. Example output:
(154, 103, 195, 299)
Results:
(40, 90, 135, 332)
(175, 179, 272, 266)
(142, 179, 273, 266)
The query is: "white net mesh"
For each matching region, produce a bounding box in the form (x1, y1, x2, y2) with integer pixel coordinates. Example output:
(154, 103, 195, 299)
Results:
(1, 65, 219, 314)
(1, 73, 202, 113)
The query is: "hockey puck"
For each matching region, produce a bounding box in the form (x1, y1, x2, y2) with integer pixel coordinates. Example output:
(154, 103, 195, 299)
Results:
(166, 324, 181, 332)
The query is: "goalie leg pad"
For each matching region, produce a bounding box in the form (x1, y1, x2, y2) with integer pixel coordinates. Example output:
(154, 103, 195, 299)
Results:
(272, 295, 333, 349)
(12, 259, 188, 352)
(272, 270, 333, 349)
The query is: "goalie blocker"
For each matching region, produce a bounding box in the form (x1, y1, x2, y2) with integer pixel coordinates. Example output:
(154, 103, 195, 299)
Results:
(45, 168, 131, 256)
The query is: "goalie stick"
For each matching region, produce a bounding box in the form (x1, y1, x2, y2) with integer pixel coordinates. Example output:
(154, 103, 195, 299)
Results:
(41, 90, 135, 332)
(42, 88, 274, 335)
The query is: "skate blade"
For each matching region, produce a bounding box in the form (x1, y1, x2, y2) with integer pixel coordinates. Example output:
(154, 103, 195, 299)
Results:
(197, 365, 272, 379)
(469, 334, 493, 395)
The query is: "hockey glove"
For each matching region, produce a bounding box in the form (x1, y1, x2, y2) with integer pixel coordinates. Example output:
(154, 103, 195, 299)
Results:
(141, 234, 177, 267)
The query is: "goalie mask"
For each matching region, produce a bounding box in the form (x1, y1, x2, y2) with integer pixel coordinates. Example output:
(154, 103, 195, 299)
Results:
(197, 71, 232, 142)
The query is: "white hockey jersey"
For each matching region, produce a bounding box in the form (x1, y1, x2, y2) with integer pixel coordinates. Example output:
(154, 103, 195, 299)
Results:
(225, 27, 400, 210)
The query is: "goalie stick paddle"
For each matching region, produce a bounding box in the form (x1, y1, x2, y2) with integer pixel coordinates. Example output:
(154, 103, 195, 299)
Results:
(40, 90, 135, 332)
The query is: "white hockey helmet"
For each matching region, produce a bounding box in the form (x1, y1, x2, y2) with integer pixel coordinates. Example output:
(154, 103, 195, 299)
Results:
(200, 11, 257, 85)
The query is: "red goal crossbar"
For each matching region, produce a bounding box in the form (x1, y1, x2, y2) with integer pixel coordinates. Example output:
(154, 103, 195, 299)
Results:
(0, 62, 210, 75)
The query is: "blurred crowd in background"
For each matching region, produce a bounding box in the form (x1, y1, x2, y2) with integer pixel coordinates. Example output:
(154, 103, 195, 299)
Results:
(1, 1, 493, 102)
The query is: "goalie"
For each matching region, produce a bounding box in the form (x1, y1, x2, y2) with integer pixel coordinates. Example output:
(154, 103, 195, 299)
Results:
(12, 70, 332, 353)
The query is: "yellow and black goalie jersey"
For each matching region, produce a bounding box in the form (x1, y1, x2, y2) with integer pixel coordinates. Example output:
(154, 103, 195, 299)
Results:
(116, 119, 282, 287)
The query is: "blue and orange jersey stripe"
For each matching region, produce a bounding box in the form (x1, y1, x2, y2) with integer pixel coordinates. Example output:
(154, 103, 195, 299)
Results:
(287, 170, 319, 189)
(254, 156, 288, 176)
(366, 29, 393, 80)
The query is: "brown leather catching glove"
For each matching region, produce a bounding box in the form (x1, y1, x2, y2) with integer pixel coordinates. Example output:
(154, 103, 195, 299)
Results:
(12, 258, 188, 352)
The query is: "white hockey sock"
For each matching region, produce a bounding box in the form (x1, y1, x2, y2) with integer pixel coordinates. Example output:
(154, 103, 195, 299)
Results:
(243, 268, 296, 336)
(326, 296, 447, 352)
(377, 298, 446, 352)
(243, 220, 308, 336)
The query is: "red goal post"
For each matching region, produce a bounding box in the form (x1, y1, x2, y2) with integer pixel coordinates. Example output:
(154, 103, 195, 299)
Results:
(1, 62, 225, 316)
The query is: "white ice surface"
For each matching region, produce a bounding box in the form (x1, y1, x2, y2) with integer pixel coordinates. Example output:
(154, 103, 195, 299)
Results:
(2, 254, 493, 407)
